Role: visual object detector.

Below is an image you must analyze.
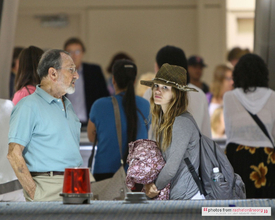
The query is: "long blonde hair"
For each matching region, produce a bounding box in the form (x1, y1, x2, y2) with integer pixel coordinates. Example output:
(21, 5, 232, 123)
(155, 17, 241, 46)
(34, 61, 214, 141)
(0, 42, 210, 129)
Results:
(210, 65, 232, 99)
(150, 87, 188, 151)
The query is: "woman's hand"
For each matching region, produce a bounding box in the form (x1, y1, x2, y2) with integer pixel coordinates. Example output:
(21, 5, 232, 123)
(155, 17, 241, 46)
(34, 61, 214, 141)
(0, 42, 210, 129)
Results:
(144, 183, 160, 198)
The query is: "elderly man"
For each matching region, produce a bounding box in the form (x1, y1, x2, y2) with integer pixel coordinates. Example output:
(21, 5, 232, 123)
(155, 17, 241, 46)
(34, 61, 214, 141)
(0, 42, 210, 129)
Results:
(7, 49, 83, 202)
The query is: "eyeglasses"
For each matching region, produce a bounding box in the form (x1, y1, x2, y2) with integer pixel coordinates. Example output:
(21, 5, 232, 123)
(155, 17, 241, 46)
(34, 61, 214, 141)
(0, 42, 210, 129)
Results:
(67, 67, 77, 75)
(57, 67, 77, 75)
(68, 50, 82, 55)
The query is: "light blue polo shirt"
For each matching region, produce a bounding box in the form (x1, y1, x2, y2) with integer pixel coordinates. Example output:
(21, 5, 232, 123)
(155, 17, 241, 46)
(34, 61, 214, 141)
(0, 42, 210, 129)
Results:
(9, 85, 83, 172)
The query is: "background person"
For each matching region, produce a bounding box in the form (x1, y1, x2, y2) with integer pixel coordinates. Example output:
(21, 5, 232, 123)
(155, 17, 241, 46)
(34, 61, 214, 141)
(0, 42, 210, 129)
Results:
(0, 99, 25, 202)
(224, 53, 275, 198)
(206, 64, 233, 116)
(8, 49, 83, 202)
(10, 47, 24, 99)
(64, 37, 109, 126)
(12, 46, 44, 105)
(227, 47, 250, 67)
(141, 63, 204, 200)
(106, 52, 134, 95)
(87, 60, 150, 181)
(187, 55, 209, 93)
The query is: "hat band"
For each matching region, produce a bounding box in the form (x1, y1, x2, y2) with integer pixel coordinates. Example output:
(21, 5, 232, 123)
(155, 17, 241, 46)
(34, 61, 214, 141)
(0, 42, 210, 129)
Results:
(153, 77, 193, 91)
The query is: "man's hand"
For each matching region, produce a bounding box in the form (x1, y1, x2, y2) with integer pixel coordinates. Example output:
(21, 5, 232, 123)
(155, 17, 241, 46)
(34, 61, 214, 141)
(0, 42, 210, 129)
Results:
(144, 183, 160, 198)
(7, 143, 36, 200)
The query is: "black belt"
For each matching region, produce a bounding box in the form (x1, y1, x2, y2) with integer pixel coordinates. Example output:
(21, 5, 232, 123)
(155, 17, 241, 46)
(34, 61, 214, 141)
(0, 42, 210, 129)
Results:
(30, 171, 64, 177)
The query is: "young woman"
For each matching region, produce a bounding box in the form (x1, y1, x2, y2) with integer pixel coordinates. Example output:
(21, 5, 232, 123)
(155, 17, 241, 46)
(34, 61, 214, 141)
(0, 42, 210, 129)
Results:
(87, 59, 150, 181)
(206, 65, 233, 116)
(224, 54, 275, 198)
(140, 63, 204, 200)
(12, 46, 44, 105)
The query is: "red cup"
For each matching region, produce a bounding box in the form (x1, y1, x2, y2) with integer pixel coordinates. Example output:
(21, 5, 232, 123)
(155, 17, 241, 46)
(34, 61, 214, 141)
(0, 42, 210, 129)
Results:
(62, 168, 91, 194)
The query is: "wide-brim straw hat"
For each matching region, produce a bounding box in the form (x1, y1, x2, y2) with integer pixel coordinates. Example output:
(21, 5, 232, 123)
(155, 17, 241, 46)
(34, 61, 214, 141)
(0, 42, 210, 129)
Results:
(140, 63, 198, 92)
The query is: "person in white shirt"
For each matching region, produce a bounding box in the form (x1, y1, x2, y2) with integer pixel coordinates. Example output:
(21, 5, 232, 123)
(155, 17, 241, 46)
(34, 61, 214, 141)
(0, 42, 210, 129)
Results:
(0, 99, 25, 201)
(224, 53, 275, 199)
(143, 45, 211, 138)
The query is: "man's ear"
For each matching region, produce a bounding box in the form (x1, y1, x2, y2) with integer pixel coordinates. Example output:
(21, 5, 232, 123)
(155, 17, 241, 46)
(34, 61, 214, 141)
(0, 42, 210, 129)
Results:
(49, 67, 58, 81)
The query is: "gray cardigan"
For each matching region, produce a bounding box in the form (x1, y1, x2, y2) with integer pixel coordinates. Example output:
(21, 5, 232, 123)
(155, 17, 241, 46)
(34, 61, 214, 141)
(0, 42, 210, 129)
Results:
(155, 112, 200, 200)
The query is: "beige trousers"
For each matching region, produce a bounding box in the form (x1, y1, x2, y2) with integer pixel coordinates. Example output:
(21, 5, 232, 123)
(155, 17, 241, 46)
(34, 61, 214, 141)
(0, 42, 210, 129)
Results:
(24, 175, 64, 202)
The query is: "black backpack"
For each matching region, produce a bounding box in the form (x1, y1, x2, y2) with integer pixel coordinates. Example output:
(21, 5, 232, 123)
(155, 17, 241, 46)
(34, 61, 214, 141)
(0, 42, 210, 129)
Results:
(182, 114, 246, 200)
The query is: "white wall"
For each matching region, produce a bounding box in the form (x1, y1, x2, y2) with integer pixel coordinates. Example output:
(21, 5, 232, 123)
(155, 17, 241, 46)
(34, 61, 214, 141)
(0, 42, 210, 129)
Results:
(86, 7, 198, 78)
(15, 12, 82, 51)
(0, 0, 228, 98)
(197, 0, 227, 84)
(226, 0, 255, 52)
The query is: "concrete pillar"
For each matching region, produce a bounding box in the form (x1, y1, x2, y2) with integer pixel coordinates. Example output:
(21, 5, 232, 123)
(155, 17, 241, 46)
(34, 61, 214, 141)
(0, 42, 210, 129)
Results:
(254, 0, 275, 90)
(0, 0, 19, 99)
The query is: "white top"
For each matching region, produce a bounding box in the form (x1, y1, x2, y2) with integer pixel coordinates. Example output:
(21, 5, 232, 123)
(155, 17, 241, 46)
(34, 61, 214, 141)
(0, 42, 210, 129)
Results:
(209, 102, 222, 117)
(143, 83, 212, 138)
(224, 88, 275, 148)
(0, 99, 18, 184)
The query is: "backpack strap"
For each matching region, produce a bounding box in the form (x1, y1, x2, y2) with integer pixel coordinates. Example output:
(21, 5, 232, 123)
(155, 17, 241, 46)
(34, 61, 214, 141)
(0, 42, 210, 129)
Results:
(180, 113, 207, 196)
(180, 112, 201, 135)
(181, 112, 221, 196)
(184, 158, 207, 196)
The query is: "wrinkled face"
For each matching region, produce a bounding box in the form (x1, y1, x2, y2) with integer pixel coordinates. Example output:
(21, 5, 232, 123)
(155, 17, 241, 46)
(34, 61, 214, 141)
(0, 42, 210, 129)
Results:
(221, 70, 233, 95)
(65, 43, 84, 69)
(56, 53, 79, 95)
(153, 83, 173, 111)
(188, 64, 203, 81)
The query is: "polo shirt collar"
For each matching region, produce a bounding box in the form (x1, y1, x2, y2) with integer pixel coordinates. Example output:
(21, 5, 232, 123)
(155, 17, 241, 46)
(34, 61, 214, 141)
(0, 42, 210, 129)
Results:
(35, 85, 71, 107)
